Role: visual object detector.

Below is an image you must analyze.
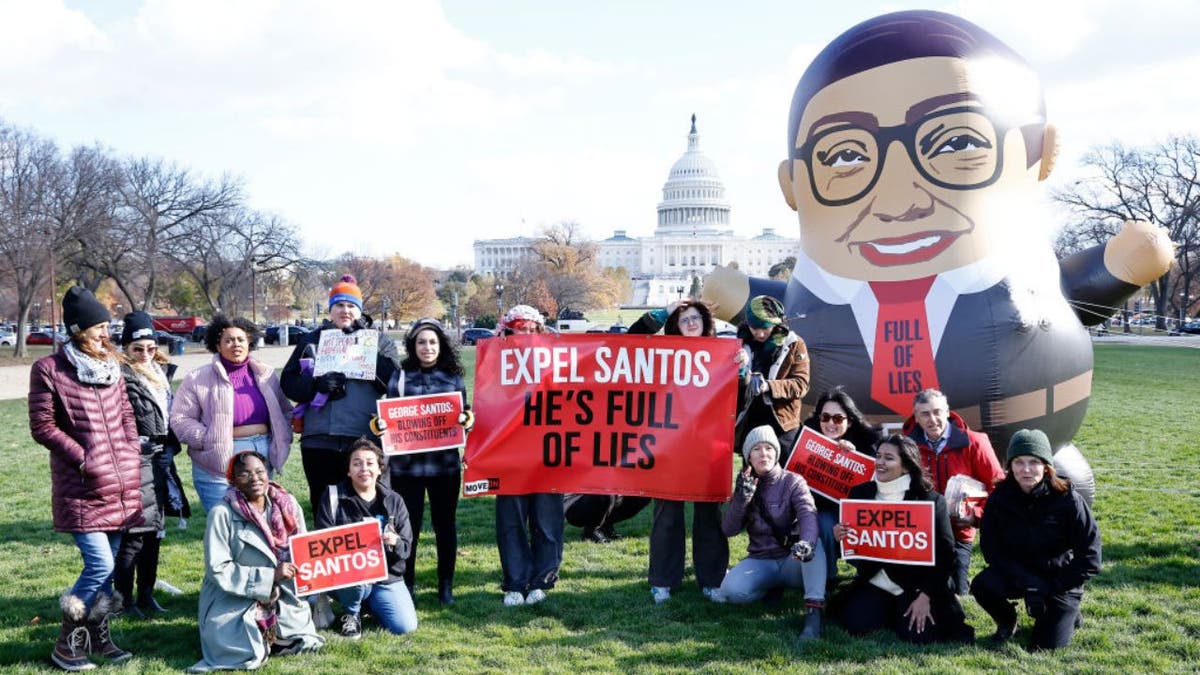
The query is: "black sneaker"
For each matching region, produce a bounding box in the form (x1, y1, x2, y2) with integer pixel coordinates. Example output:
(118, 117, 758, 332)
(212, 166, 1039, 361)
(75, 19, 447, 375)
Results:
(340, 613, 361, 640)
(598, 524, 623, 540)
(581, 527, 611, 544)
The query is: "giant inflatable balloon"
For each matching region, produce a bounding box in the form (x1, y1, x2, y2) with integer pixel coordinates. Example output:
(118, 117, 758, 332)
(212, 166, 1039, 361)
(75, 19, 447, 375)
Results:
(704, 10, 1174, 502)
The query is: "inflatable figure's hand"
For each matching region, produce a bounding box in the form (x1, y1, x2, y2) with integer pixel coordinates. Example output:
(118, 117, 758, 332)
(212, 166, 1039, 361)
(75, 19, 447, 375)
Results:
(1104, 220, 1175, 286)
(701, 265, 750, 322)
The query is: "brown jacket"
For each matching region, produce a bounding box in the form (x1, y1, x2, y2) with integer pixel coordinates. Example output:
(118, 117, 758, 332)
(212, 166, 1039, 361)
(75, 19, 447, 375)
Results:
(29, 352, 142, 533)
(760, 332, 811, 432)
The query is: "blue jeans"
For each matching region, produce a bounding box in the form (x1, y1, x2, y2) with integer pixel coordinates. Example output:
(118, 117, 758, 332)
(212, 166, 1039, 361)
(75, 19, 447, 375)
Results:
(335, 582, 418, 635)
(719, 555, 805, 603)
(951, 539, 973, 595)
(193, 436, 271, 513)
(71, 532, 122, 608)
(495, 494, 564, 593)
(818, 508, 840, 580)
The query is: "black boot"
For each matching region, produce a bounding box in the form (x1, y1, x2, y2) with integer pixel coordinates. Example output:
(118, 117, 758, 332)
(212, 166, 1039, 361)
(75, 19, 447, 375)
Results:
(51, 593, 94, 672)
(799, 605, 822, 641)
(87, 593, 131, 663)
(438, 578, 455, 606)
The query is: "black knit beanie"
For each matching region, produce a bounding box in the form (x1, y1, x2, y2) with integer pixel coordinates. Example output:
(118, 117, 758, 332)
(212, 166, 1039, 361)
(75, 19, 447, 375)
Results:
(62, 286, 110, 335)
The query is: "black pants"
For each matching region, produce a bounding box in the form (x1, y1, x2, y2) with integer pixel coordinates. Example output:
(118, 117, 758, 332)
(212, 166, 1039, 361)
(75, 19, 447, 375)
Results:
(648, 500, 728, 589)
(392, 472, 461, 590)
(563, 494, 650, 530)
(971, 566, 1083, 650)
(301, 444, 352, 514)
(113, 531, 161, 605)
(839, 583, 972, 644)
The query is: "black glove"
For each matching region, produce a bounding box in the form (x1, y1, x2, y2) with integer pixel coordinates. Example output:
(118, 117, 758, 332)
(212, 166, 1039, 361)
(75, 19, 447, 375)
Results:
(735, 472, 757, 501)
(314, 371, 347, 400)
(791, 540, 815, 562)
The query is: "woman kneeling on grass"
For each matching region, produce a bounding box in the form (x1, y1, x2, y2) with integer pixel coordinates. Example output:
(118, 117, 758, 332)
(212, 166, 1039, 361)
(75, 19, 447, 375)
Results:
(833, 435, 973, 644)
(715, 425, 822, 639)
(314, 438, 418, 639)
(971, 429, 1101, 651)
(189, 452, 323, 672)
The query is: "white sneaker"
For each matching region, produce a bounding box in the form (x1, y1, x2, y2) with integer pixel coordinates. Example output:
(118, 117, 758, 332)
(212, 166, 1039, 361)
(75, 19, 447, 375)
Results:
(525, 589, 547, 605)
(703, 587, 726, 603)
(651, 586, 671, 604)
(503, 591, 525, 607)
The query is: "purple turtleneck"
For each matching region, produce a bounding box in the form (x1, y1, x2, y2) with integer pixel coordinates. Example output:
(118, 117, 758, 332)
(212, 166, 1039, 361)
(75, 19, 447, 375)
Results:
(220, 356, 269, 427)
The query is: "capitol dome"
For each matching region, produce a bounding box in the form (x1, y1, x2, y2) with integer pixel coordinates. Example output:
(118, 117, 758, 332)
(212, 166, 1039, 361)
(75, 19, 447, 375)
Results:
(655, 114, 731, 236)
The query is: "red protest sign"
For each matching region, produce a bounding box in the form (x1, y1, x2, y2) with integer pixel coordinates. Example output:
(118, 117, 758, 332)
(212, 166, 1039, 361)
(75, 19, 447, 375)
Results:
(377, 392, 465, 455)
(463, 333, 738, 501)
(289, 520, 389, 596)
(785, 427, 875, 501)
(839, 499, 936, 566)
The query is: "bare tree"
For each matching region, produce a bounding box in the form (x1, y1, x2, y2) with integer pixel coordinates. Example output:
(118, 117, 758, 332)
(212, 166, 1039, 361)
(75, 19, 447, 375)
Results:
(0, 122, 61, 356)
(1053, 136, 1200, 328)
(528, 221, 620, 315)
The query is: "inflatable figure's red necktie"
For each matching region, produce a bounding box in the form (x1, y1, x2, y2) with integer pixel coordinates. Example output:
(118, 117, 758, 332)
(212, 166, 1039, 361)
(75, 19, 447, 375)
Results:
(868, 276, 940, 415)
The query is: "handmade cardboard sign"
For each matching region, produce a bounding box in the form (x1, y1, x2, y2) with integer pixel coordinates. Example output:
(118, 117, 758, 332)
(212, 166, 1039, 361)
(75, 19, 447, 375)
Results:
(289, 520, 388, 596)
(785, 426, 875, 501)
(313, 329, 379, 380)
(377, 392, 464, 455)
(839, 499, 936, 566)
(463, 333, 738, 501)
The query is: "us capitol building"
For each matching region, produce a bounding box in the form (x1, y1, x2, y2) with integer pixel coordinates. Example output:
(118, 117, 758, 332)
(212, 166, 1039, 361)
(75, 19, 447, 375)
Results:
(472, 115, 798, 306)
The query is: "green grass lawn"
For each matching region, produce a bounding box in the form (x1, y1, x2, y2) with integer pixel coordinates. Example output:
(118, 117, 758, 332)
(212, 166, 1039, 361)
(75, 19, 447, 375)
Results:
(0, 344, 1197, 673)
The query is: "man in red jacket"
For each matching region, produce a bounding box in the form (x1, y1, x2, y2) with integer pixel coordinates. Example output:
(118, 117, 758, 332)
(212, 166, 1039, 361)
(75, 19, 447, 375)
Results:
(903, 389, 1004, 594)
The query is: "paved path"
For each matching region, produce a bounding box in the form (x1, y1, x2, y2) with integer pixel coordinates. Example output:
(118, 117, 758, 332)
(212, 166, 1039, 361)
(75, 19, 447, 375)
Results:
(0, 344, 296, 401)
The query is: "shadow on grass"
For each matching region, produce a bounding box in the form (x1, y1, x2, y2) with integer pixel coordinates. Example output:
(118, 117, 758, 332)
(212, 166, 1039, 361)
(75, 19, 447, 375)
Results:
(1088, 541, 1200, 588)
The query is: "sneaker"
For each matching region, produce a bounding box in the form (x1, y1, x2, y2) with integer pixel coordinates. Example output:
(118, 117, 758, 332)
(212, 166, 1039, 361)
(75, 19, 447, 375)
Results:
(339, 613, 361, 640)
(598, 524, 623, 541)
(702, 587, 725, 603)
(581, 527, 611, 544)
(651, 586, 671, 604)
(503, 591, 525, 607)
(525, 589, 547, 605)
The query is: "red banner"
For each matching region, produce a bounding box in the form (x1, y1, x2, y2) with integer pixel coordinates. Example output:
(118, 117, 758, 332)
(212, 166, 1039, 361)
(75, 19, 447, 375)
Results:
(377, 392, 465, 455)
(785, 427, 875, 501)
(289, 520, 389, 596)
(839, 499, 936, 566)
(463, 333, 738, 501)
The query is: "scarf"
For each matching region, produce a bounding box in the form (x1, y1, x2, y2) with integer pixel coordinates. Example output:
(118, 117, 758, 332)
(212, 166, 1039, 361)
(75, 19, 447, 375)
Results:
(130, 361, 171, 427)
(223, 482, 301, 560)
(64, 342, 121, 386)
(874, 472, 912, 501)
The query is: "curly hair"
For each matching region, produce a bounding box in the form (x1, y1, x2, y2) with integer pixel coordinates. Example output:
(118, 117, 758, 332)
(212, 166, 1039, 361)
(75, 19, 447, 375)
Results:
(204, 314, 261, 354)
(664, 301, 716, 337)
(401, 318, 464, 376)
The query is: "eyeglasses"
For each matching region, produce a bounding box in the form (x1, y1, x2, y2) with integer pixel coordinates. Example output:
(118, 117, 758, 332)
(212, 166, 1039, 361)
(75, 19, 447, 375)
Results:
(129, 345, 157, 354)
(234, 468, 268, 480)
(820, 413, 847, 425)
(792, 106, 1036, 206)
(678, 314, 703, 325)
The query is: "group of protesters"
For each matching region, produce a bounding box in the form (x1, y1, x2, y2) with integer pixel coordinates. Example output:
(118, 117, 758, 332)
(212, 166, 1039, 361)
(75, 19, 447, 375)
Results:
(30, 279, 1101, 671)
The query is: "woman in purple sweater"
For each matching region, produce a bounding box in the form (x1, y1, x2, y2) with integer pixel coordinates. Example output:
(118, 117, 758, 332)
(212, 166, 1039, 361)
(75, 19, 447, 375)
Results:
(716, 425, 820, 637)
(172, 315, 293, 513)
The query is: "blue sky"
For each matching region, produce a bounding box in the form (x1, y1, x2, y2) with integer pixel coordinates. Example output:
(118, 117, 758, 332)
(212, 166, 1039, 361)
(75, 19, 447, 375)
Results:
(1, 0, 1196, 268)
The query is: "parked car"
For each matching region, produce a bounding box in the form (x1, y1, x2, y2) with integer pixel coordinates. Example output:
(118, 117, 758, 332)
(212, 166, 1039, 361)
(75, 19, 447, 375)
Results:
(0, 329, 15, 346)
(461, 327, 494, 345)
(1180, 320, 1200, 335)
(26, 330, 68, 345)
(265, 325, 310, 345)
(191, 325, 208, 343)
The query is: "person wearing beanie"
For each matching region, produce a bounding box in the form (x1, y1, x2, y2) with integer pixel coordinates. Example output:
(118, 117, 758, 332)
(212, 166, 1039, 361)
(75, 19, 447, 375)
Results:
(834, 435, 975, 645)
(29, 287, 142, 669)
(488, 305, 565, 608)
(281, 273, 401, 529)
(171, 313, 293, 513)
(716, 425, 822, 634)
(971, 428, 1101, 651)
(735, 294, 810, 467)
(114, 310, 188, 619)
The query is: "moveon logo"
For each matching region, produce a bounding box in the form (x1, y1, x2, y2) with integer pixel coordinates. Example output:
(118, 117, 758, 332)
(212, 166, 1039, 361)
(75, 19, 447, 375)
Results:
(464, 478, 499, 495)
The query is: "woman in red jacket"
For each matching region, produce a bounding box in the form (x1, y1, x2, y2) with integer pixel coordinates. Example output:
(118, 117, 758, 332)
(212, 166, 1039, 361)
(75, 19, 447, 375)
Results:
(29, 287, 142, 671)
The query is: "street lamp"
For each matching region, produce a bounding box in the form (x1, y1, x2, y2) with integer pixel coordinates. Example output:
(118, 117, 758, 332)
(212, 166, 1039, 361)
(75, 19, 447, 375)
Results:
(381, 296, 392, 332)
(452, 289, 460, 341)
(33, 302, 41, 328)
(495, 282, 504, 318)
(1180, 291, 1194, 328)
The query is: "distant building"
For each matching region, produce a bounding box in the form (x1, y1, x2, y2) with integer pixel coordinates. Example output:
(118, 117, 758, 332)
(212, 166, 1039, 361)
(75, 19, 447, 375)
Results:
(473, 115, 798, 305)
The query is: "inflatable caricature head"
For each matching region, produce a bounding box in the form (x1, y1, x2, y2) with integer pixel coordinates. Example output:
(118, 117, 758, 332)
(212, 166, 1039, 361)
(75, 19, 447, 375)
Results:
(778, 10, 1058, 282)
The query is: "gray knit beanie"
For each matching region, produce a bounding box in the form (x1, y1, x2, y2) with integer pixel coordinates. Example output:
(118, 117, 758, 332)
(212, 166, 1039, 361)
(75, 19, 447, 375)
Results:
(1006, 428, 1053, 467)
(742, 425, 781, 462)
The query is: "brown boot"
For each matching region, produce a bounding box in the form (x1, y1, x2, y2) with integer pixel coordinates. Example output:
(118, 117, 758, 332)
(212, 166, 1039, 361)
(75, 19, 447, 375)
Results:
(87, 593, 132, 663)
(51, 593, 94, 671)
